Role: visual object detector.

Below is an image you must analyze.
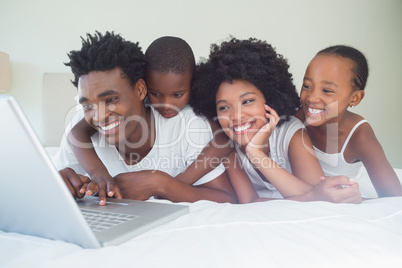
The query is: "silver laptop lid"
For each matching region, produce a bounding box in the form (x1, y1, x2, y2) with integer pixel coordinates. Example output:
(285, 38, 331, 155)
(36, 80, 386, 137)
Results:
(0, 95, 102, 248)
(0, 95, 189, 248)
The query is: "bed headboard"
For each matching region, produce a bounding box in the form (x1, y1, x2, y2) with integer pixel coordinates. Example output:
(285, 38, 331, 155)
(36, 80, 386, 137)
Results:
(42, 73, 78, 147)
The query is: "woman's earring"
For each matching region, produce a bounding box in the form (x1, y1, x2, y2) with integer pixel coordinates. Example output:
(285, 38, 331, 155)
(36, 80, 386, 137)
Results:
(350, 105, 355, 108)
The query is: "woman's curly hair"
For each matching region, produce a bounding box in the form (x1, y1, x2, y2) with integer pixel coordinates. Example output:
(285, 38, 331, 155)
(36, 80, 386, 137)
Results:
(65, 31, 146, 87)
(190, 37, 301, 125)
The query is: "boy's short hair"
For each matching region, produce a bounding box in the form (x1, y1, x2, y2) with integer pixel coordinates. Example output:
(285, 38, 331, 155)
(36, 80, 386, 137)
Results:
(145, 36, 195, 75)
(65, 31, 146, 87)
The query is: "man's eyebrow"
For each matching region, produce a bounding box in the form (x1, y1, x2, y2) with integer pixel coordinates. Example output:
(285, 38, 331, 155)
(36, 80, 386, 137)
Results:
(98, 90, 119, 98)
(78, 96, 88, 104)
(78, 90, 119, 104)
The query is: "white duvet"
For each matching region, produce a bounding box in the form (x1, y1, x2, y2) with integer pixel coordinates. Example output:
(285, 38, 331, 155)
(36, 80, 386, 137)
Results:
(1, 196, 402, 268)
(1, 151, 401, 268)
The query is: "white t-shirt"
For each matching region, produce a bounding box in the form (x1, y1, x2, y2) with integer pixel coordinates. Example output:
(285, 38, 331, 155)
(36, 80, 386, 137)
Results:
(234, 116, 305, 198)
(52, 105, 225, 186)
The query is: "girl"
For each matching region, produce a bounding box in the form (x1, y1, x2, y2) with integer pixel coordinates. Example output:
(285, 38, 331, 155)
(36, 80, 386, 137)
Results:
(296, 45, 402, 197)
(191, 37, 361, 203)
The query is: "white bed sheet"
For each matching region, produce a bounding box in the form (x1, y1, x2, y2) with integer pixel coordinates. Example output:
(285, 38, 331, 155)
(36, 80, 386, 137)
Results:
(2, 149, 401, 268)
(1, 196, 402, 268)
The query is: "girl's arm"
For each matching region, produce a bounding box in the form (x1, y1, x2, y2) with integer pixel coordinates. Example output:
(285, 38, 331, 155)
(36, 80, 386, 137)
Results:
(67, 118, 122, 205)
(350, 123, 402, 197)
(175, 120, 233, 184)
(225, 151, 361, 203)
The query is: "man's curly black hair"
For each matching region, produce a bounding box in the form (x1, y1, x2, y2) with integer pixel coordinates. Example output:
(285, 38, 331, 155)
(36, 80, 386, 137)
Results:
(190, 37, 301, 125)
(65, 31, 146, 87)
(145, 36, 195, 75)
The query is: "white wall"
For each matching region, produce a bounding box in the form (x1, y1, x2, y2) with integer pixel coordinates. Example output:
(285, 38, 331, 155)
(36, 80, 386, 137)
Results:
(1, 0, 401, 167)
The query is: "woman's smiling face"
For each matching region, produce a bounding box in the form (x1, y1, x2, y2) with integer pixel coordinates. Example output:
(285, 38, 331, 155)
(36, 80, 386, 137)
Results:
(216, 79, 267, 148)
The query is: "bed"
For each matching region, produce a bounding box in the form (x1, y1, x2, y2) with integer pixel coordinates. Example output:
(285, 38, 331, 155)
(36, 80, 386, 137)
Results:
(1, 74, 401, 268)
(1, 177, 402, 268)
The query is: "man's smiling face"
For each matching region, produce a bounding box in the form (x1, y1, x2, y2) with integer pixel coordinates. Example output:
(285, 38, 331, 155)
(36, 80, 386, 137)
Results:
(78, 67, 147, 146)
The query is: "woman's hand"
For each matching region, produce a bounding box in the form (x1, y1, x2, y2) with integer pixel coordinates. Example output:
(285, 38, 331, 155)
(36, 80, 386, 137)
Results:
(246, 105, 280, 156)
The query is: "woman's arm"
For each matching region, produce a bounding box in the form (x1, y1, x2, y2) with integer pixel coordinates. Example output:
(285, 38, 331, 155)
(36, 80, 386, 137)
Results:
(224, 151, 258, 203)
(244, 107, 315, 198)
(225, 151, 361, 203)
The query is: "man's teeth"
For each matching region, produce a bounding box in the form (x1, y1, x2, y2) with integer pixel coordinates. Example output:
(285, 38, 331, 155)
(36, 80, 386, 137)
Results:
(308, 107, 324, 114)
(233, 122, 252, 132)
(100, 121, 121, 131)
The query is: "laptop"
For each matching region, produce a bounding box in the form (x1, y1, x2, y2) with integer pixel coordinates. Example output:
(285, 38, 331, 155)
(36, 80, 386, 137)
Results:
(0, 95, 189, 248)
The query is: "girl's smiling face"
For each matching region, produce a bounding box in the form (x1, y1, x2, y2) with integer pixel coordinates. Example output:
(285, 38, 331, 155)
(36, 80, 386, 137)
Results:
(216, 79, 267, 148)
(300, 54, 363, 126)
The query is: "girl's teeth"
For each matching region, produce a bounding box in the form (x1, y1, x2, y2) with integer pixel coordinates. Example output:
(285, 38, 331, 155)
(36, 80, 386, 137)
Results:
(308, 107, 324, 114)
(234, 122, 252, 132)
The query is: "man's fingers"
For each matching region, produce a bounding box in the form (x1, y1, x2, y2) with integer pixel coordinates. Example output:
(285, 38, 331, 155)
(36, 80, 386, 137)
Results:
(108, 182, 123, 199)
(59, 168, 86, 199)
(85, 182, 99, 196)
(78, 175, 91, 184)
(97, 189, 107, 206)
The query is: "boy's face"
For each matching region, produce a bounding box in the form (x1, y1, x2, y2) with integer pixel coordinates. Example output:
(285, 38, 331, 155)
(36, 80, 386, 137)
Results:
(78, 67, 147, 146)
(146, 70, 191, 118)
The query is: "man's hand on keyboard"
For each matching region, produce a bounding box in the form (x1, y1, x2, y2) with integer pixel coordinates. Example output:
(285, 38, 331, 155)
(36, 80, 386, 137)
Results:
(84, 175, 123, 206)
(59, 168, 91, 200)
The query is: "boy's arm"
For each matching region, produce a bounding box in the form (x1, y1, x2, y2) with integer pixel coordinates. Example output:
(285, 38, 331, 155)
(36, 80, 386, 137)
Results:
(175, 120, 233, 184)
(68, 118, 122, 205)
(114, 170, 237, 203)
(172, 120, 235, 202)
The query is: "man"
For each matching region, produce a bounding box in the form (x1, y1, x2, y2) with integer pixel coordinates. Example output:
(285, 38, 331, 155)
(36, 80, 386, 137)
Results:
(54, 31, 236, 204)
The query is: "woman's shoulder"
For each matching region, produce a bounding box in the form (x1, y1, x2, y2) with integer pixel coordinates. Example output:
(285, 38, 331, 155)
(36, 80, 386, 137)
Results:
(271, 116, 305, 145)
(279, 115, 305, 130)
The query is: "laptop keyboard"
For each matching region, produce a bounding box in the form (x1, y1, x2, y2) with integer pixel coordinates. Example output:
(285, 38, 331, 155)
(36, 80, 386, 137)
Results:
(80, 208, 139, 233)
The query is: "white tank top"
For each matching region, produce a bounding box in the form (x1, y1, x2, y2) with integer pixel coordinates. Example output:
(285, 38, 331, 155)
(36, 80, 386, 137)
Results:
(314, 119, 368, 178)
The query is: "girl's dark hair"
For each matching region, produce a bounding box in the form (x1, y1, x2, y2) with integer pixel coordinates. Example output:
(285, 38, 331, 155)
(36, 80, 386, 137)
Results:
(190, 37, 300, 125)
(317, 45, 369, 90)
(65, 31, 146, 87)
(145, 36, 195, 75)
